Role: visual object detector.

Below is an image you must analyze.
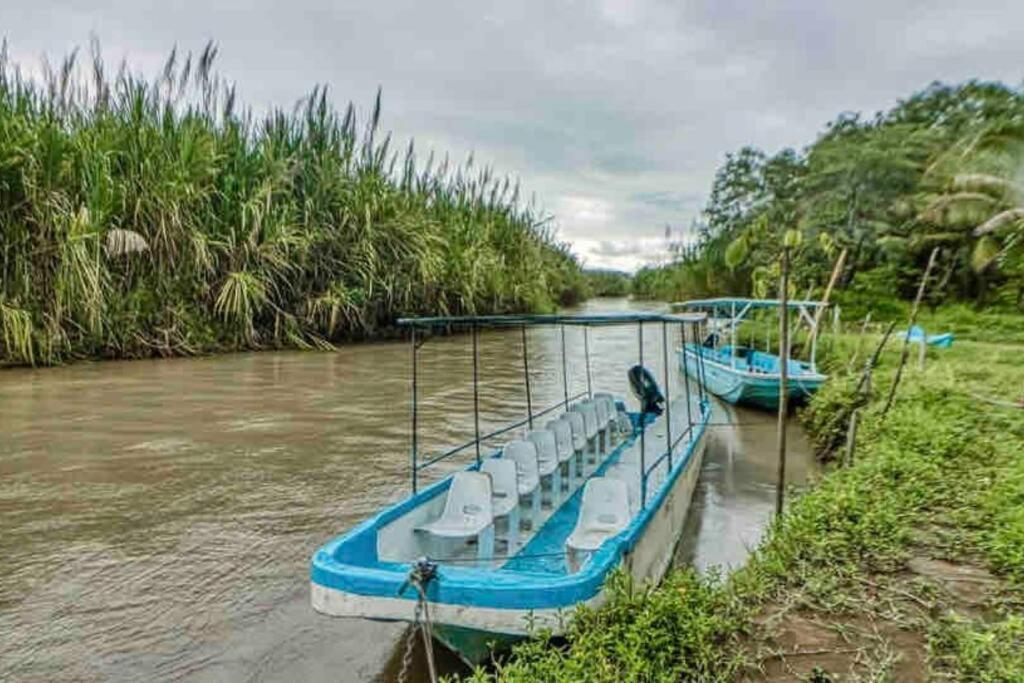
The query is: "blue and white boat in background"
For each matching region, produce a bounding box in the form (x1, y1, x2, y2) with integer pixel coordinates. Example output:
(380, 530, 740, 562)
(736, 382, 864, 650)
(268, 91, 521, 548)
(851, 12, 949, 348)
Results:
(674, 298, 829, 410)
(310, 313, 710, 665)
(899, 324, 954, 348)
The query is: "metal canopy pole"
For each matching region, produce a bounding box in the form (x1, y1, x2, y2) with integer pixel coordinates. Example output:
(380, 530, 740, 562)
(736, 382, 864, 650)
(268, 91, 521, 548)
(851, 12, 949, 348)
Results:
(521, 325, 533, 429)
(560, 324, 569, 410)
(639, 321, 646, 509)
(472, 323, 482, 465)
(584, 325, 593, 399)
(662, 321, 672, 468)
(411, 327, 419, 493)
(681, 321, 693, 442)
(692, 318, 707, 406)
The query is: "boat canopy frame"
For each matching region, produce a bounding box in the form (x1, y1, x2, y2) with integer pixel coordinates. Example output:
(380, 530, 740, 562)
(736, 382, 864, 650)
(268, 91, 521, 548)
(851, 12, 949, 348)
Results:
(672, 297, 828, 373)
(396, 312, 707, 505)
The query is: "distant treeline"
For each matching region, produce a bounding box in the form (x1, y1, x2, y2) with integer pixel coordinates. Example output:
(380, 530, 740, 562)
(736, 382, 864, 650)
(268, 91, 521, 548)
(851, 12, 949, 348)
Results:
(0, 44, 586, 366)
(632, 81, 1024, 312)
(583, 269, 632, 297)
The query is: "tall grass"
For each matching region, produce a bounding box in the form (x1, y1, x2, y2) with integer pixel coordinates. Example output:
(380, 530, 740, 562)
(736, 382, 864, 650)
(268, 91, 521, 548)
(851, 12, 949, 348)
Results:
(0, 42, 585, 366)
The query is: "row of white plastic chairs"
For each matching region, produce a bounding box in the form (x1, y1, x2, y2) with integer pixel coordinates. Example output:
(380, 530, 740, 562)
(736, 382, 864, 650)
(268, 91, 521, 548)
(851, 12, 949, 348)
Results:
(415, 393, 631, 562)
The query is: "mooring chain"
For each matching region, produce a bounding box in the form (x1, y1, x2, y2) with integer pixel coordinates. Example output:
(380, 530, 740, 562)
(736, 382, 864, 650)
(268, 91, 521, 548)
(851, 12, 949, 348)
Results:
(397, 557, 439, 683)
(397, 596, 423, 683)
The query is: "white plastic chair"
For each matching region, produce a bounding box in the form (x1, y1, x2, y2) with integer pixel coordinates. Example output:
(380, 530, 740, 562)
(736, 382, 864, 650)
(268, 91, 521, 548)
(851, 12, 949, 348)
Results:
(593, 399, 612, 450)
(481, 459, 521, 551)
(416, 471, 495, 565)
(527, 429, 561, 507)
(503, 440, 542, 526)
(606, 463, 642, 515)
(571, 402, 601, 461)
(594, 393, 620, 440)
(565, 478, 630, 572)
(546, 418, 576, 493)
(563, 411, 587, 476)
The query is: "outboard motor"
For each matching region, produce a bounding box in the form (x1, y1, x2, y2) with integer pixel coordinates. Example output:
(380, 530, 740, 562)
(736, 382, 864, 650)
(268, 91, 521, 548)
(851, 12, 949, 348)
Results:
(628, 365, 665, 416)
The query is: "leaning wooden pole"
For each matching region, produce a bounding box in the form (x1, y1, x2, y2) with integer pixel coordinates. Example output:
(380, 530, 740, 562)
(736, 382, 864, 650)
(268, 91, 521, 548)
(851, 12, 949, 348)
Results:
(882, 248, 939, 418)
(802, 247, 847, 357)
(775, 247, 790, 518)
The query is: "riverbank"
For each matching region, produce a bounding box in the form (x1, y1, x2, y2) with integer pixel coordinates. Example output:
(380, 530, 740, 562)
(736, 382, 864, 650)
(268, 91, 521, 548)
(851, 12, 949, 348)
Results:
(467, 313, 1024, 681)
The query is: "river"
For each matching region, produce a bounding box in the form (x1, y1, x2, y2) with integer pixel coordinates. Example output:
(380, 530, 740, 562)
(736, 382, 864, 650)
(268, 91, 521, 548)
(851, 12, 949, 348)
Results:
(0, 298, 818, 681)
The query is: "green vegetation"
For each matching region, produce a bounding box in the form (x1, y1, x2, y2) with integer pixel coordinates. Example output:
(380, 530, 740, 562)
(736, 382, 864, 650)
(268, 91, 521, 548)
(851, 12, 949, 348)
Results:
(582, 269, 632, 297)
(466, 313, 1024, 681)
(633, 81, 1024, 310)
(0, 44, 584, 366)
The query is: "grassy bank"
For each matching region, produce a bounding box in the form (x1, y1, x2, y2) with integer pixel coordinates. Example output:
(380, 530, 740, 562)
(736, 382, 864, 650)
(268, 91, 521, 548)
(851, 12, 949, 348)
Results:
(0, 45, 584, 367)
(466, 310, 1024, 681)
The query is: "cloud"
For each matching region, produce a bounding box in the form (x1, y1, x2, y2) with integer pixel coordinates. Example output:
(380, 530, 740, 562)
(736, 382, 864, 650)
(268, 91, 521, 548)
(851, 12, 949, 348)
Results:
(632, 191, 704, 212)
(573, 236, 679, 273)
(3, 0, 1023, 272)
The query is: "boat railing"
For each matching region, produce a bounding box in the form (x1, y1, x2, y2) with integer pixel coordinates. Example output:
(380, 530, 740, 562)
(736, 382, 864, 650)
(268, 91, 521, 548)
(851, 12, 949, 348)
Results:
(398, 312, 708, 494)
(415, 391, 589, 471)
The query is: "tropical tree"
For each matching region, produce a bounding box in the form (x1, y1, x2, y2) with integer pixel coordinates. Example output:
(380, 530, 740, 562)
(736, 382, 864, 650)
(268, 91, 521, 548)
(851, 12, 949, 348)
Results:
(916, 119, 1024, 306)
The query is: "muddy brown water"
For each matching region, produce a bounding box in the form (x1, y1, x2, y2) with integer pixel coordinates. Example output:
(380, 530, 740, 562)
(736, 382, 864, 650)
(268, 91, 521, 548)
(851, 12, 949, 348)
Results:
(0, 298, 818, 682)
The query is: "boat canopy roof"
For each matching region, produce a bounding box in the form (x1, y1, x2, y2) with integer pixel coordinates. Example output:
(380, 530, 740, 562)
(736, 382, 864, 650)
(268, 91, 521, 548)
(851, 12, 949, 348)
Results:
(673, 297, 827, 311)
(397, 312, 706, 328)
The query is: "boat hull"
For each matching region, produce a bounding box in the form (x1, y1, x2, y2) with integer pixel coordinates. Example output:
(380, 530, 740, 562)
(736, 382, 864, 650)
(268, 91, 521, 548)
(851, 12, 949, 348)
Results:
(681, 345, 826, 410)
(310, 406, 709, 666)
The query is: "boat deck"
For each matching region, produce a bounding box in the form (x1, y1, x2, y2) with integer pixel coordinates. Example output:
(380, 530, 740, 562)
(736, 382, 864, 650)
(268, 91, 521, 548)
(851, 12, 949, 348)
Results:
(371, 396, 699, 575)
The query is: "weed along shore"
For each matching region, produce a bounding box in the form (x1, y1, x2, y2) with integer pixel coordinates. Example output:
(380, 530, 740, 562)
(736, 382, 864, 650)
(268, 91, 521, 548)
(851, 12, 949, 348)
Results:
(467, 310, 1024, 682)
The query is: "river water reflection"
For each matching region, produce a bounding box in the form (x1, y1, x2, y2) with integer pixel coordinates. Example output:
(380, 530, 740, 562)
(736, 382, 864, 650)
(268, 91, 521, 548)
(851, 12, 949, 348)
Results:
(0, 298, 818, 681)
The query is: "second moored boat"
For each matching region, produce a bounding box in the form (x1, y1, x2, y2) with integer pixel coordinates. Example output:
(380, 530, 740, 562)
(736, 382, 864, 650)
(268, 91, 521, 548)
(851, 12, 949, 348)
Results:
(674, 298, 829, 410)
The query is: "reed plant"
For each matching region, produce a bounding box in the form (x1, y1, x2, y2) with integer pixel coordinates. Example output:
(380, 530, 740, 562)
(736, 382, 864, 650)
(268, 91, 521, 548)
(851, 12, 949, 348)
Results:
(0, 42, 585, 366)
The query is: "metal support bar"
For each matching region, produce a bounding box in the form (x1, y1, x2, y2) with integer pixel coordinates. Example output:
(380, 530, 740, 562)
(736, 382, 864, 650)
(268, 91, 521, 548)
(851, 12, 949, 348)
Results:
(472, 323, 481, 465)
(521, 325, 533, 429)
(584, 325, 593, 399)
(416, 392, 588, 469)
(681, 322, 693, 439)
(560, 325, 569, 410)
(662, 321, 672, 469)
(411, 327, 419, 494)
(639, 321, 646, 509)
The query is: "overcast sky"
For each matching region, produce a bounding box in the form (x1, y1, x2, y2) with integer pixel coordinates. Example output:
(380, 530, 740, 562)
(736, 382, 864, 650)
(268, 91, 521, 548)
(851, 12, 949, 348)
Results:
(4, 1, 1023, 270)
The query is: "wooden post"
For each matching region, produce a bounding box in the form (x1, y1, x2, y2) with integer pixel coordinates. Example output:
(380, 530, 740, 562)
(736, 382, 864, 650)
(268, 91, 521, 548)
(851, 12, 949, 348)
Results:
(882, 248, 939, 418)
(844, 409, 859, 467)
(856, 320, 897, 399)
(776, 247, 790, 519)
(802, 247, 848, 357)
(847, 311, 872, 372)
(918, 337, 927, 371)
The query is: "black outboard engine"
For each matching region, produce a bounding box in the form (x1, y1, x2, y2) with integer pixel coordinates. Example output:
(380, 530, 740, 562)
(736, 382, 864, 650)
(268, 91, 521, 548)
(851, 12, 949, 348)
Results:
(628, 365, 665, 416)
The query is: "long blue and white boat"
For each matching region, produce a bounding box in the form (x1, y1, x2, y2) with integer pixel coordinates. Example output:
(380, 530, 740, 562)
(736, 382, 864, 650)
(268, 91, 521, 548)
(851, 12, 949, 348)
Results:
(675, 298, 828, 410)
(310, 312, 710, 665)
